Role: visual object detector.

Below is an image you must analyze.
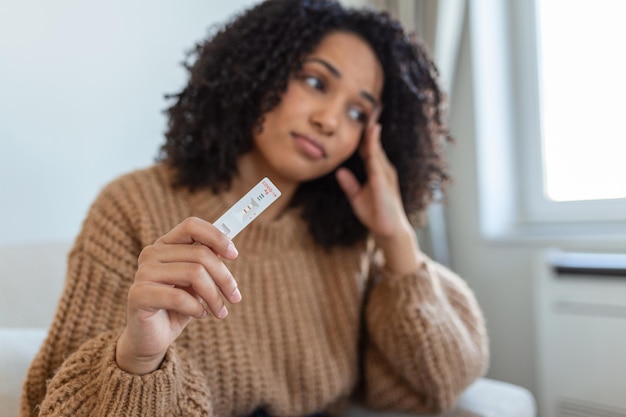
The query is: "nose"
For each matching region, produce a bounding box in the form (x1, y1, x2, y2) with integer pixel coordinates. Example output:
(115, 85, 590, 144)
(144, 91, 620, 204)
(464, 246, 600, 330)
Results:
(310, 100, 341, 136)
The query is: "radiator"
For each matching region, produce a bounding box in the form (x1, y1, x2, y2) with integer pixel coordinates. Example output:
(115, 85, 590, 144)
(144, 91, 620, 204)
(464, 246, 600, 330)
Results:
(535, 249, 626, 417)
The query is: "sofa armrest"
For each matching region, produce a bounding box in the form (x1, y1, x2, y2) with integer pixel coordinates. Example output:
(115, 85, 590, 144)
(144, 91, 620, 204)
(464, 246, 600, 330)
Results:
(0, 327, 48, 417)
(345, 378, 536, 417)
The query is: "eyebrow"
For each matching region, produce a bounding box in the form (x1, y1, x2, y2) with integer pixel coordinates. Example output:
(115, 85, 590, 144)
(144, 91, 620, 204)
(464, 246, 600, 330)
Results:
(303, 57, 380, 108)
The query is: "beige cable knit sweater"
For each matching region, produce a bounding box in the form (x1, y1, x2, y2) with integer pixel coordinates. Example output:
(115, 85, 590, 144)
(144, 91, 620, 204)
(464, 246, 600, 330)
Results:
(20, 164, 488, 417)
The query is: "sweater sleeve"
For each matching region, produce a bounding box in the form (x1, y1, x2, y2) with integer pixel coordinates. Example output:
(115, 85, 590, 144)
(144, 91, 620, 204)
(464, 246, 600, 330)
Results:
(38, 331, 213, 416)
(360, 256, 489, 414)
(19, 173, 213, 417)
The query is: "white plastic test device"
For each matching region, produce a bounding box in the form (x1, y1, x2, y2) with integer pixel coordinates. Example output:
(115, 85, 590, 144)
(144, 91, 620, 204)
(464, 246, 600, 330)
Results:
(213, 177, 281, 239)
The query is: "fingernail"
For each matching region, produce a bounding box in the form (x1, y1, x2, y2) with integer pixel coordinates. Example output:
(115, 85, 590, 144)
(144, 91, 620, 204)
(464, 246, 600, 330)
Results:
(218, 306, 228, 319)
(231, 288, 242, 303)
(226, 241, 238, 258)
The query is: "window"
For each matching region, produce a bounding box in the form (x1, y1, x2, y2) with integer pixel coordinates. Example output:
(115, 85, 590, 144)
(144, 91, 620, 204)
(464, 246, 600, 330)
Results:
(469, 0, 626, 238)
(536, 0, 626, 203)
(523, 0, 626, 223)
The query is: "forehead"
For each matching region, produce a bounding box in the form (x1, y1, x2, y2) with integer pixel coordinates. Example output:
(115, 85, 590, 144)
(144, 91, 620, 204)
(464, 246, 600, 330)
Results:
(306, 31, 384, 100)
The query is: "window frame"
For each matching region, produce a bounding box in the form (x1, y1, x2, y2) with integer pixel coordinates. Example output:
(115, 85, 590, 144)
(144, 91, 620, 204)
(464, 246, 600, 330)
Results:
(468, 0, 626, 241)
(516, 0, 626, 224)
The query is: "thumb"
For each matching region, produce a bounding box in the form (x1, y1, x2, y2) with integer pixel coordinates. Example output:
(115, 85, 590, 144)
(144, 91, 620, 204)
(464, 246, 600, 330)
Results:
(336, 167, 361, 200)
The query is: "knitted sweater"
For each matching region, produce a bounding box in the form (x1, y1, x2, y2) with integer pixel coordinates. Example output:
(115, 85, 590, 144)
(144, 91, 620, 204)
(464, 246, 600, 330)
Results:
(21, 164, 488, 417)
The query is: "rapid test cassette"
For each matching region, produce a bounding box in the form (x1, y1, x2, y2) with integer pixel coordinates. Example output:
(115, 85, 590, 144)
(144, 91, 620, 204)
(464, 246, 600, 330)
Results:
(213, 177, 281, 239)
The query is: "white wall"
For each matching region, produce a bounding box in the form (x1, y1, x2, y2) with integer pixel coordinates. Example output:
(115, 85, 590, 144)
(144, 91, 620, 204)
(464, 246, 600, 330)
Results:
(0, 0, 260, 246)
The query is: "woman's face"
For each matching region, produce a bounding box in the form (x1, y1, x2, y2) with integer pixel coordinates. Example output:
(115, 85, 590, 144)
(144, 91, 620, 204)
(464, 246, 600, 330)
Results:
(250, 31, 384, 184)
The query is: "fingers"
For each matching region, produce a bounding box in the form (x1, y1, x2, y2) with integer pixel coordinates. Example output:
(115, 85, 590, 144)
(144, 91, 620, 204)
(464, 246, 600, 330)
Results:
(140, 244, 240, 299)
(128, 283, 210, 320)
(361, 122, 397, 182)
(339, 111, 396, 200)
(136, 244, 241, 318)
(336, 167, 361, 200)
(360, 105, 382, 155)
(367, 105, 382, 129)
(360, 123, 382, 159)
(130, 216, 244, 320)
(157, 217, 239, 260)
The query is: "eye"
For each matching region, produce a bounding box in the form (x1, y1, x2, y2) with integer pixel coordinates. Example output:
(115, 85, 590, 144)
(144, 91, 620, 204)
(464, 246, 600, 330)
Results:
(303, 75, 325, 91)
(348, 107, 368, 123)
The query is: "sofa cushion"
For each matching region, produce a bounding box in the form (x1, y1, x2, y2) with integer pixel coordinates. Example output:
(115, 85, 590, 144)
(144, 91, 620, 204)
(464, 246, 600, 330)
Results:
(345, 378, 536, 417)
(0, 242, 69, 328)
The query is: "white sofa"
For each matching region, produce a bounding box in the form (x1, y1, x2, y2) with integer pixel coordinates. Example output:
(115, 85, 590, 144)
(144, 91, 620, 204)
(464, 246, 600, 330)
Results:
(0, 242, 536, 417)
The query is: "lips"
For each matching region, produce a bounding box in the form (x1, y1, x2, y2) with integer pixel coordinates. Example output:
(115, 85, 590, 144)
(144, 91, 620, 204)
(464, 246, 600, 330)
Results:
(292, 133, 327, 159)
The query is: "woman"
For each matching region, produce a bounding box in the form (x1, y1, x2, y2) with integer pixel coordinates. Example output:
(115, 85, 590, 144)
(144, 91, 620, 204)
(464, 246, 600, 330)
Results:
(21, 1, 488, 416)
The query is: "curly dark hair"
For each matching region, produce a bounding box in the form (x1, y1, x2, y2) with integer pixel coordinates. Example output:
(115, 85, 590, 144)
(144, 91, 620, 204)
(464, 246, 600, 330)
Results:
(159, 0, 451, 247)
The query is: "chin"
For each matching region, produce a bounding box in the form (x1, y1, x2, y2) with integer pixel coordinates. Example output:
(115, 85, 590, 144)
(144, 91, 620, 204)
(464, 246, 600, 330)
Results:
(274, 162, 333, 183)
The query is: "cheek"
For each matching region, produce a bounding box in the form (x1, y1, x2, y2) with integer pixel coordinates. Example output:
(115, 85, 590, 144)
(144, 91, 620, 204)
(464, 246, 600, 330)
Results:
(279, 84, 310, 113)
(335, 130, 363, 161)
